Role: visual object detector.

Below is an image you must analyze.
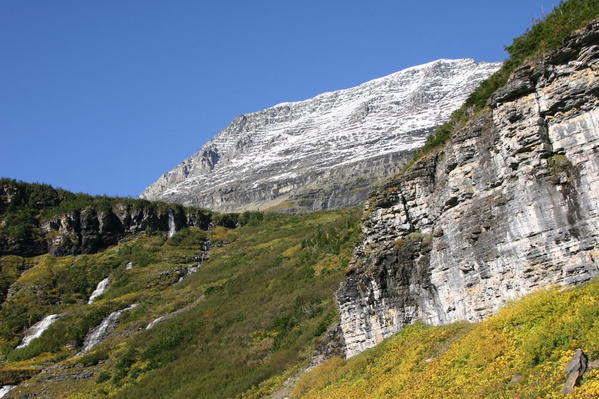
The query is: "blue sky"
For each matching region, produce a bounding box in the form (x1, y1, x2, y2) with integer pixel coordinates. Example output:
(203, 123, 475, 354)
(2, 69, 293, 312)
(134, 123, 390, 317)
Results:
(1, 0, 563, 197)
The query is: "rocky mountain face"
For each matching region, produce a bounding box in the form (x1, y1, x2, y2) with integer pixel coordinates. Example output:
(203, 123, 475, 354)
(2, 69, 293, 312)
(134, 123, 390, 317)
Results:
(0, 179, 250, 257)
(336, 20, 599, 358)
(38, 205, 210, 256)
(141, 59, 501, 212)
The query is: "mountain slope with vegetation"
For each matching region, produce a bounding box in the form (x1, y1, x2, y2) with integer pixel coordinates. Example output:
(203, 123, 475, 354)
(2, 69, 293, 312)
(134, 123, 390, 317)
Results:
(0, 188, 360, 398)
(293, 278, 599, 398)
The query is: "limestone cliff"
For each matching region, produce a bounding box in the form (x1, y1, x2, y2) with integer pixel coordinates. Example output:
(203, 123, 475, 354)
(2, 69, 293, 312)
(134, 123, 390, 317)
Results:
(337, 20, 599, 358)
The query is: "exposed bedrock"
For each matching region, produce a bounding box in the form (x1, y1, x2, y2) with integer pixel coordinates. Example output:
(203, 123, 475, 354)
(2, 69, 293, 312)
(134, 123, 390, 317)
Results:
(39, 205, 210, 256)
(337, 20, 599, 358)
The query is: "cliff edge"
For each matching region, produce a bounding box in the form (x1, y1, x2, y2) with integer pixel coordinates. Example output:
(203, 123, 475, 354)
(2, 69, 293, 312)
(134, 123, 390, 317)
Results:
(337, 19, 599, 358)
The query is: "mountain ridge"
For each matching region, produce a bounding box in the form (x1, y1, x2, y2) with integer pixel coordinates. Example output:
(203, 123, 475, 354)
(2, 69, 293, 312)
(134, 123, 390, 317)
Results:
(141, 58, 501, 212)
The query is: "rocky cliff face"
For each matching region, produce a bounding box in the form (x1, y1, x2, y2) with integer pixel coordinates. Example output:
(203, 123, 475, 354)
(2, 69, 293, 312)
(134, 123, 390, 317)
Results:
(39, 205, 211, 256)
(337, 20, 599, 358)
(141, 59, 500, 212)
(0, 178, 259, 258)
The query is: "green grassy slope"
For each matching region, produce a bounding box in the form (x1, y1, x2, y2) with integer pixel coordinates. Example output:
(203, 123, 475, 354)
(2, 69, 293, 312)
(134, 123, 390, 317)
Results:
(0, 208, 360, 398)
(292, 279, 599, 399)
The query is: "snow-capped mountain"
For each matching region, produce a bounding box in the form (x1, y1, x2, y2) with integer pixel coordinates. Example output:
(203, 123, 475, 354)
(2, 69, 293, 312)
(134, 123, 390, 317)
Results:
(141, 59, 501, 212)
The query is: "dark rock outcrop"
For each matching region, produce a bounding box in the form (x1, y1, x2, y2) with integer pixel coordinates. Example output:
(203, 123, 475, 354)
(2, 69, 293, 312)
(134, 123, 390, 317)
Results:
(0, 198, 252, 257)
(39, 205, 213, 256)
(562, 349, 588, 394)
(311, 323, 347, 366)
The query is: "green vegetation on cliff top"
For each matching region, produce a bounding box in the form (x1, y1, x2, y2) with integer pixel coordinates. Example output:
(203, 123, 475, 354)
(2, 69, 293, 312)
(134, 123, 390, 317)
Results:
(413, 0, 599, 161)
(0, 177, 186, 219)
(0, 177, 192, 250)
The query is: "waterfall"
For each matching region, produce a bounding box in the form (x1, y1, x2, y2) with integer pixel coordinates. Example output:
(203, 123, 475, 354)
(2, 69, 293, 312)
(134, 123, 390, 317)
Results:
(178, 263, 200, 282)
(0, 386, 16, 398)
(79, 304, 137, 354)
(145, 314, 171, 330)
(125, 261, 133, 270)
(183, 267, 194, 281)
(87, 277, 110, 304)
(177, 240, 210, 282)
(168, 209, 177, 238)
(327, 190, 336, 209)
(146, 297, 204, 330)
(17, 314, 60, 349)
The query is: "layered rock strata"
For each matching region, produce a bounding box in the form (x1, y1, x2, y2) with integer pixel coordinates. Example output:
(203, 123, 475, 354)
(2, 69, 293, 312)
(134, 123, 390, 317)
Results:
(337, 20, 599, 358)
(0, 200, 243, 257)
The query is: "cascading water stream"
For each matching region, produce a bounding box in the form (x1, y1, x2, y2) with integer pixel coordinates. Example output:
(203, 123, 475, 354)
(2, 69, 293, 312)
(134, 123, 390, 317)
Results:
(0, 385, 16, 398)
(16, 314, 60, 349)
(146, 296, 204, 330)
(78, 304, 137, 354)
(168, 209, 177, 238)
(87, 277, 110, 304)
(177, 239, 210, 282)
